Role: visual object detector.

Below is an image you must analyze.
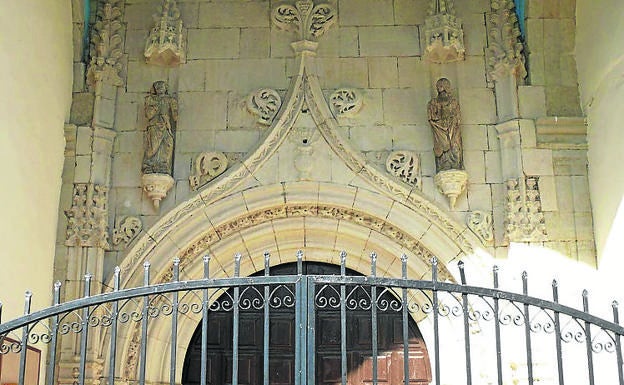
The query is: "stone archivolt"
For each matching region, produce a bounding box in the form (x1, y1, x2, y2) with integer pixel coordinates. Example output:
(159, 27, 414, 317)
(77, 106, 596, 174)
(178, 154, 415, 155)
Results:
(272, 0, 336, 41)
(486, 0, 526, 81)
(87, 0, 125, 88)
(144, 0, 186, 67)
(65, 183, 110, 249)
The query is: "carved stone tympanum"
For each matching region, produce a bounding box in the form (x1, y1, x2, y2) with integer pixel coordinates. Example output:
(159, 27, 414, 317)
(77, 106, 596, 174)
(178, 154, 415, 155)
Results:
(330, 89, 363, 117)
(65, 184, 110, 249)
(144, 0, 186, 67)
(272, 0, 336, 41)
(425, 0, 465, 63)
(505, 177, 547, 242)
(189, 152, 229, 191)
(386, 151, 419, 186)
(112, 216, 142, 249)
(142, 80, 178, 208)
(247, 89, 282, 125)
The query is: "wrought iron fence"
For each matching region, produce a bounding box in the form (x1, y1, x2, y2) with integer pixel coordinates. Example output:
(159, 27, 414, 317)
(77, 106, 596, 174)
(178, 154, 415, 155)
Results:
(1, 251, 623, 385)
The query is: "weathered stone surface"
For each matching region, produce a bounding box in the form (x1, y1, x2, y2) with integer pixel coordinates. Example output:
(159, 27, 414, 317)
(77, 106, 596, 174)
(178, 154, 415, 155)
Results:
(359, 26, 421, 57)
(199, 2, 269, 28)
(177, 92, 227, 131)
(368, 57, 398, 89)
(187, 28, 240, 59)
(339, 0, 395, 26)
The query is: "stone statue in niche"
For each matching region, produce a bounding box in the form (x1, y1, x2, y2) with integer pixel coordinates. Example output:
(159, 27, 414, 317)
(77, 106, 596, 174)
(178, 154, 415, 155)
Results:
(142, 80, 178, 175)
(428, 78, 468, 210)
(428, 78, 463, 172)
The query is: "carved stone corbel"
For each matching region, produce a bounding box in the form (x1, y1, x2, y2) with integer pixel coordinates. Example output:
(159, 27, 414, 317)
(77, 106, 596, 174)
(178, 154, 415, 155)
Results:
(425, 0, 465, 63)
(144, 0, 186, 67)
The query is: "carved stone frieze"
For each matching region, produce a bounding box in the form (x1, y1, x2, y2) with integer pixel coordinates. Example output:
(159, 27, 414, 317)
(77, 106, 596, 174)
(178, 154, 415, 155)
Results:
(144, 0, 186, 67)
(386, 151, 420, 186)
(87, 0, 125, 88)
(272, 0, 336, 41)
(486, 0, 526, 81)
(329, 89, 363, 117)
(65, 184, 110, 249)
(504, 177, 547, 242)
(189, 152, 229, 191)
(466, 211, 494, 245)
(247, 89, 282, 125)
(425, 0, 465, 63)
(112, 216, 142, 249)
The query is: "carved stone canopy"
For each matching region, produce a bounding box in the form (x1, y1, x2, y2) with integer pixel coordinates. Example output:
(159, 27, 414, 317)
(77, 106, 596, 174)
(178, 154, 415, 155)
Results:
(144, 0, 186, 67)
(425, 0, 465, 63)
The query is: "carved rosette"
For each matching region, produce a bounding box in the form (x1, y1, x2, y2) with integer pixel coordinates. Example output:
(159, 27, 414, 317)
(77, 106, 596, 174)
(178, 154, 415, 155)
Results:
(142, 173, 174, 209)
(386, 151, 420, 186)
(65, 184, 110, 249)
(329, 89, 363, 117)
(272, 0, 336, 41)
(87, 0, 125, 88)
(486, 0, 526, 81)
(112, 216, 143, 249)
(425, 0, 465, 63)
(189, 152, 229, 191)
(466, 211, 494, 245)
(144, 0, 186, 67)
(247, 89, 282, 125)
(434, 169, 468, 210)
(504, 177, 547, 242)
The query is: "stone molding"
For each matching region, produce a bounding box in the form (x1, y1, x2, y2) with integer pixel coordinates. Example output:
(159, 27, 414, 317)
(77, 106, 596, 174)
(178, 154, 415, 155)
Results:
(486, 0, 526, 81)
(112, 216, 143, 249)
(65, 183, 110, 249)
(247, 88, 282, 125)
(189, 152, 229, 191)
(425, 0, 465, 63)
(87, 0, 125, 88)
(535, 116, 588, 149)
(272, 0, 336, 41)
(144, 0, 186, 67)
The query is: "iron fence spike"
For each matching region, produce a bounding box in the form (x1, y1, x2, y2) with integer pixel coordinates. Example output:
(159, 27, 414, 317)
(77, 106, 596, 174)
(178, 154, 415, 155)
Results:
(173, 257, 180, 265)
(552, 279, 558, 288)
(613, 300, 620, 309)
(400, 253, 408, 263)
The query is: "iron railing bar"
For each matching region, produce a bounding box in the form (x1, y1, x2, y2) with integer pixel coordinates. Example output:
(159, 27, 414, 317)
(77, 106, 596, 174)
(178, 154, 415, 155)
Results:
(493, 267, 503, 385)
(78, 275, 92, 385)
(340, 252, 347, 385)
(138, 263, 150, 385)
(296, 249, 305, 385)
(46, 282, 62, 385)
(263, 253, 270, 385)
(18, 291, 32, 385)
(553, 281, 565, 385)
(522, 272, 534, 385)
(458, 262, 472, 385)
(371, 253, 378, 385)
(431, 258, 441, 385)
(109, 268, 121, 385)
(4, 276, 624, 336)
(583, 291, 595, 385)
(401, 255, 410, 385)
(232, 254, 241, 385)
(306, 278, 315, 385)
(200, 256, 210, 385)
(170, 259, 180, 385)
(613, 301, 623, 385)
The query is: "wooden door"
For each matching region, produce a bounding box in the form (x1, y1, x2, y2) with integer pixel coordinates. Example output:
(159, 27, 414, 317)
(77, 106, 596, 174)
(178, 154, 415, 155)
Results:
(182, 263, 431, 385)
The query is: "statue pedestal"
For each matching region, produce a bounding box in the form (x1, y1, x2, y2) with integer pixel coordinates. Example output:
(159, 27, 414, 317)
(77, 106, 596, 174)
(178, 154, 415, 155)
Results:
(434, 169, 468, 210)
(142, 173, 174, 209)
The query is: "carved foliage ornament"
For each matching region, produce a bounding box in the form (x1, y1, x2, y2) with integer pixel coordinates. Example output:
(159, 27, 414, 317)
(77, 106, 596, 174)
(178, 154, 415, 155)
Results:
(486, 0, 527, 81)
(65, 184, 110, 249)
(386, 151, 420, 186)
(329, 89, 363, 117)
(87, 0, 125, 88)
(247, 89, 282, 125)
(504, 177, 547, 242)
(112, 216, 143, 249)
(466, 211, 494, 245)
(425, 0, 465, 63)
(189, 152, 229, 191)
(272, 0, 336, 41)
(144, 0, 186, 67)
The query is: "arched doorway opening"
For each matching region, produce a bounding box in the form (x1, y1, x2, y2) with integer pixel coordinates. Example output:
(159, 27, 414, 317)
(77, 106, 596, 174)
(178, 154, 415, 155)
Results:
(182, 262, 432, 385)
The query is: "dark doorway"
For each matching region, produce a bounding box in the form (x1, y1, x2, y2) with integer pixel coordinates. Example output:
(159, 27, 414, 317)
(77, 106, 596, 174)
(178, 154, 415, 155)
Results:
(182, 263, 431, 385)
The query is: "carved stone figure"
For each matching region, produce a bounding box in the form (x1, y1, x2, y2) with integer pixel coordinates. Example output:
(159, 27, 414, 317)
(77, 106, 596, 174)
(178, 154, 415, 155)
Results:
(142, 81, 178, 175)
(428, 78, 463, 173)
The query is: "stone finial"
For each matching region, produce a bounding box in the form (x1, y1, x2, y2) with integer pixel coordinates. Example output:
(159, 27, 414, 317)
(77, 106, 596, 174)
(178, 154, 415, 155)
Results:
(272, 0, 336, 42)
(425, 0, 465, 63)
(65, 184, 110, 249)
(87, 0, 125, 88)
(486, 0, 526, 81)
(189, 152, 229, 191)
(144, 0, 186, 67)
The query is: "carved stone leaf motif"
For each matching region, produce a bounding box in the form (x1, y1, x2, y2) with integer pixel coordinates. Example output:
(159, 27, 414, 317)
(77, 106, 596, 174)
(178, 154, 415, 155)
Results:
(330, 89, 362, 117)
(466, 211, 494, 245)
(87, 0, 125, 87)
(65, 184, 110, 249)
(247, 89, 282, 125)
(486, 0, 526, 80)
(144, 0, 186, 67)
(386, 151, 419, 186)
(112, 216, 142, 249)
(189, 152, 229, 191)
(272, 0, 336, 41)
(504, 177, 547, 242)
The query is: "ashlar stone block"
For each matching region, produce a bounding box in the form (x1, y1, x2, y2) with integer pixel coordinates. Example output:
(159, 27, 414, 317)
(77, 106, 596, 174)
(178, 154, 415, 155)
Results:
(522, 148, 554, 176)
(178, 60, 206, 92)
(199, 2, 269, 28)
(178, 130, 217, 153)
(383, 88, 430, 126)
(458, 88, 497, 124)
(316, 27, 359, 58)
(349, 125, 393, 151)
(368, 57, 398, 89)
(177, 92, 228, 132)
(518, 86, 547, 119)
(463, 150, 486, 183)
(555, 176, 573, 212)
(456, 56, 487, 89)
(462, 125, 488, 151)
(205, 59, 289, 91)
(398, 57, 430, 89)
(240, 28, 270, 59)
(394, 0, 428, 25)
(467, 183, 492, 211)
(187, 28, 240, 60)
(339, 0, 394, 26)
(571, 176, 591, 212)
(538, 176, 557, 212)
(316, 58, 369, 89)
(359, 26, 421, 57)
(126, 61, 169, 93)
(215, 130, 261, 153)
(392, 125, 433, 152)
